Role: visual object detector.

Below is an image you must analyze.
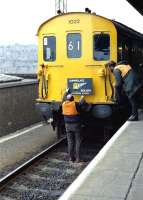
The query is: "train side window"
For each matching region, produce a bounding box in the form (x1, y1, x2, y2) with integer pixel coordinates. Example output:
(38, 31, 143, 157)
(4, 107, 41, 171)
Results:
(67, 33, 81, 58)
(43, 36, 56, 61)
(93, 33, 110, 61)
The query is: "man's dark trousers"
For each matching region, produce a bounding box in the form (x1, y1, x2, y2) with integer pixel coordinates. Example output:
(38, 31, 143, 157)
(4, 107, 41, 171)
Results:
(65, 123, 81, 161)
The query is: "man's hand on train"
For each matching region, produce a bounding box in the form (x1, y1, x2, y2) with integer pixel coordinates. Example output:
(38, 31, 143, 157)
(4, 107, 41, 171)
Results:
(80, 95, 85, 101)
(66, 88, 70, 93)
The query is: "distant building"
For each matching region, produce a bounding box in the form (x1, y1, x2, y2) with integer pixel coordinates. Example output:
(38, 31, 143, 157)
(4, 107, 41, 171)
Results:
(0, 44, 37, 74)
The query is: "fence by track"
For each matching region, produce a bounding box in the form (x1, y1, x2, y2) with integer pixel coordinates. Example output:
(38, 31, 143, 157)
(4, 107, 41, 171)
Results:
(0, 78, 41, 137)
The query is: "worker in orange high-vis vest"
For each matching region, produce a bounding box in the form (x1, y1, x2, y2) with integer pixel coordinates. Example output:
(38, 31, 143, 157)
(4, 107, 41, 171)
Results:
(107, 60, 140, 121)
(62, 93, 85, 163)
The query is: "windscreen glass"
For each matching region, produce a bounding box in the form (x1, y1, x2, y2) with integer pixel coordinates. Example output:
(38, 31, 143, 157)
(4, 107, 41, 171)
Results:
(43, 36, 56, 61)
(67, 33, 81, 58)
(93, 33, 110, 61)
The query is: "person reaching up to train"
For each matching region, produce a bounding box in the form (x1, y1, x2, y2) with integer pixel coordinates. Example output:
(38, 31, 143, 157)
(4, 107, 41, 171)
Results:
(62, 89, 86, 163)
(107, 60, 140, 121)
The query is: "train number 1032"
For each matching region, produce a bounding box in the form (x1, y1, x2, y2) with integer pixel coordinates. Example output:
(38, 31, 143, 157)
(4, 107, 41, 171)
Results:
(68, 19, 80, 24)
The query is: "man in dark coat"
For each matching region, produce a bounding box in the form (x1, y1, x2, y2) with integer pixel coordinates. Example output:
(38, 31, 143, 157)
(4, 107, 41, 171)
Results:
(107, 60, 140, 121)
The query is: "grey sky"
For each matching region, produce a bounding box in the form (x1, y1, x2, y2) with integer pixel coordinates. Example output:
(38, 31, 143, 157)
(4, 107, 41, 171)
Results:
(0, 0, 143, 44)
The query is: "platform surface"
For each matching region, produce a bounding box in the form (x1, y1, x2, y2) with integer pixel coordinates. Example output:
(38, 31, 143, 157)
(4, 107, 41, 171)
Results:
(59, 110, 143, 200)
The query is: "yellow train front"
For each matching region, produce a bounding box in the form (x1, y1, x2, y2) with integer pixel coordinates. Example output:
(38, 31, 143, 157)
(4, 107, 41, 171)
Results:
(36, 11, 143, 131)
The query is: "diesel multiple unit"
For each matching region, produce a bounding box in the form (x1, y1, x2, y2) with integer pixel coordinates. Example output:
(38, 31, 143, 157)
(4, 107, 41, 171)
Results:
(36, 11, 143, 134)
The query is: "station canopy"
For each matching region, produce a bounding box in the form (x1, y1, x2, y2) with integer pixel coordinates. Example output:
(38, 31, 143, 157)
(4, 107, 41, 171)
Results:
(127, 0, 143, 15)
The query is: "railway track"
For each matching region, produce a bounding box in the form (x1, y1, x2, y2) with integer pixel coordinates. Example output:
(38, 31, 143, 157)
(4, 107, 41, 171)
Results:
(0, 137, 103, 200)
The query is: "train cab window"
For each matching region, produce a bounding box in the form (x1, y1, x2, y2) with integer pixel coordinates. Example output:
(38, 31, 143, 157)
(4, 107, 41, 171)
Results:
(67, 33, 81, 58)
(93, 33, 110, 61)
(43, 36, 56, 61)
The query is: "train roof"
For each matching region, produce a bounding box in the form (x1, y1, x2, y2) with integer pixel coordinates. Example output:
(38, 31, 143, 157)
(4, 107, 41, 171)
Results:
(111, 20, 143, 40)
(37, 12, 143, 40)
(37, 12, 105, 35)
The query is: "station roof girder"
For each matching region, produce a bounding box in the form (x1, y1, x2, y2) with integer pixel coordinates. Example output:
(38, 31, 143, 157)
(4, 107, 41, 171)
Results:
(127, 0, 143, 15)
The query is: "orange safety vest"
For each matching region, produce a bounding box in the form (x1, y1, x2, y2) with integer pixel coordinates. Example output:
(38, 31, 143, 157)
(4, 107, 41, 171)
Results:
(114, 64, 131, 78)
(62, 100, 79, 115)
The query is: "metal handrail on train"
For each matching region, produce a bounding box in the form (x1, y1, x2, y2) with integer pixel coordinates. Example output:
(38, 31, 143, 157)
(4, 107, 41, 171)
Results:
(108, 67, 114, 99)
(104, 65, 114, 100)
(41, 71, 48, 99)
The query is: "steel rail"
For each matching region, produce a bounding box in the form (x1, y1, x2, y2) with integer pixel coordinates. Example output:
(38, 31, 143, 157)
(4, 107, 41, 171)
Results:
(0, 137, 66, 190)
